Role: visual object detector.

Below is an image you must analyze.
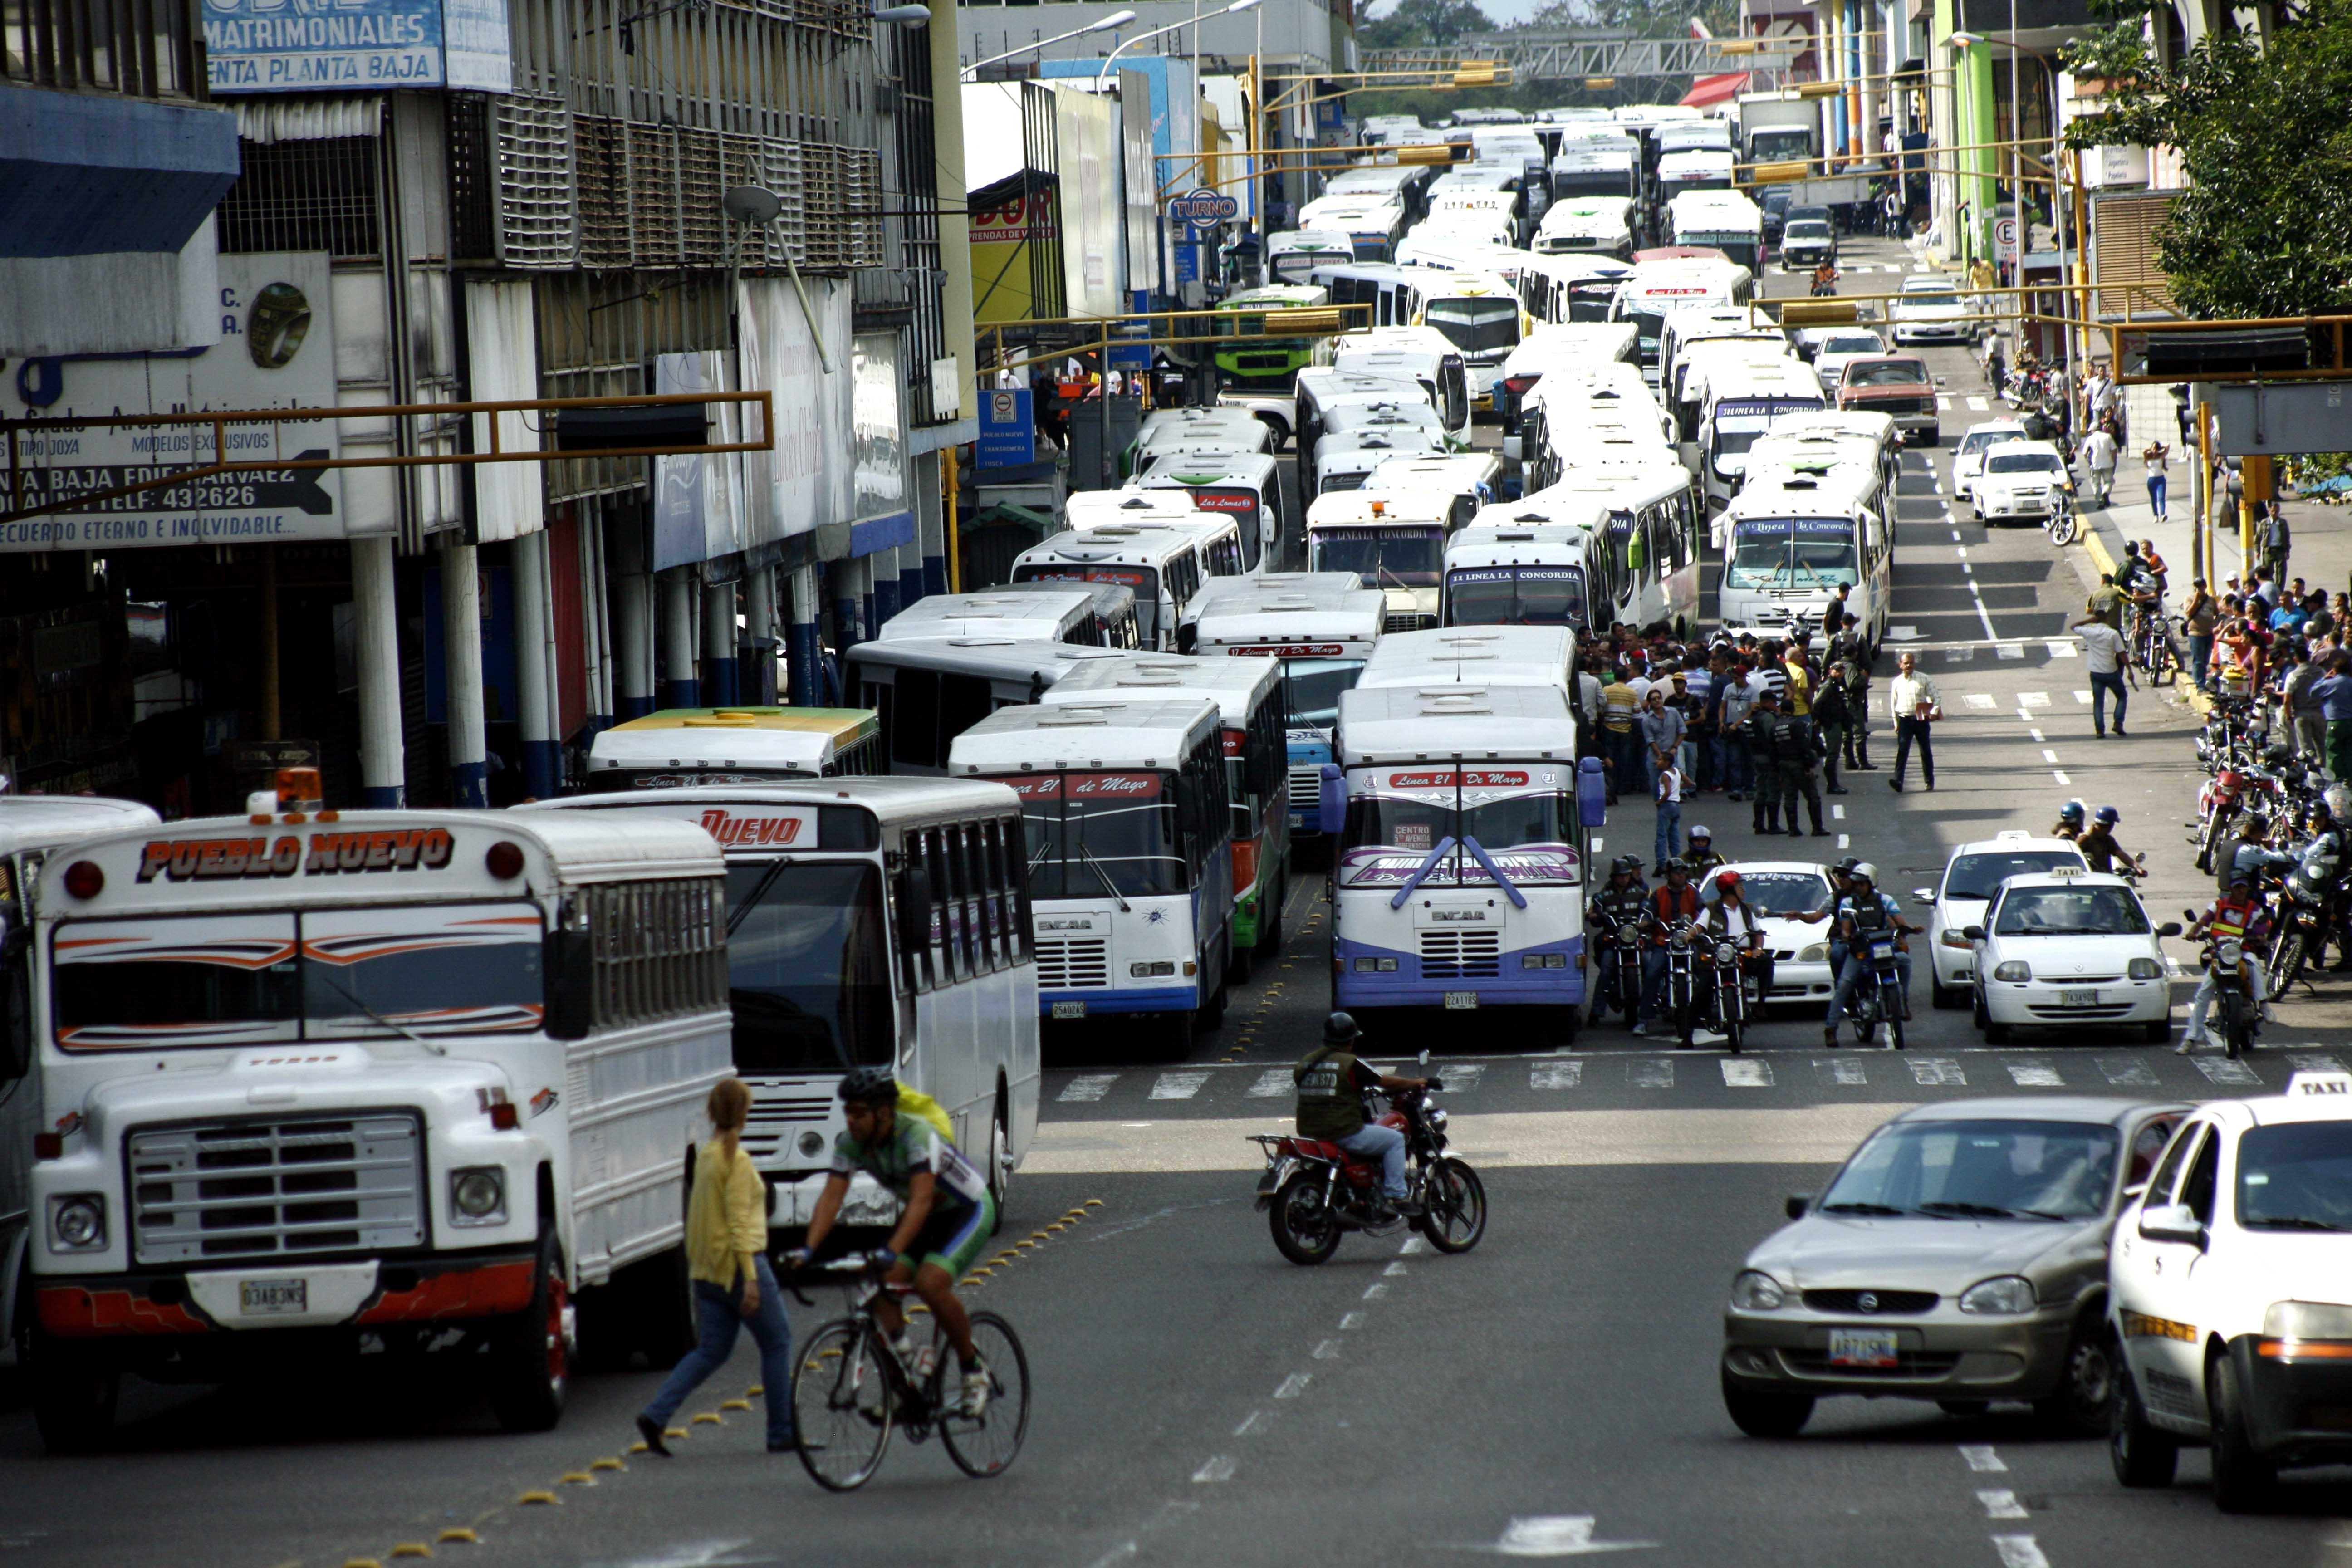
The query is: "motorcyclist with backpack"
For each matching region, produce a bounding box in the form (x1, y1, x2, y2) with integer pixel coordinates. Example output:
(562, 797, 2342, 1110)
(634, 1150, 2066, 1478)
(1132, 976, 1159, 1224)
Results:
(1293, 1013, 1432, 1220)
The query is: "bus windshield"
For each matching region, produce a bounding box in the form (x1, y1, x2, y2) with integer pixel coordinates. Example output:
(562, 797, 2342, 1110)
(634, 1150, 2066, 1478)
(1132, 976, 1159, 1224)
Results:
(1280, 657, 1368, 729)
(1425, 299, 1520, 357)
(1725, 517, 1859, 590)
(1312, 525, 1446, 588)
(991, 771, 1188, 900)
(723, 860, 893, 1073)
(1013, 564, 1163, 642)
(1342, 784, 1578, 864)
(1446, 565, 1587, 627)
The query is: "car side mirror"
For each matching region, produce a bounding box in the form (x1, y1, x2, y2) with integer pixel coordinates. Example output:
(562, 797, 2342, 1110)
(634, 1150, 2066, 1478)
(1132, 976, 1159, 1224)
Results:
(2138, 1202, 2206, 1247)
(2156, 922, 2184, 938)
(1785, 1192, 1813, 1220)
(1962, 925, 1985, 942)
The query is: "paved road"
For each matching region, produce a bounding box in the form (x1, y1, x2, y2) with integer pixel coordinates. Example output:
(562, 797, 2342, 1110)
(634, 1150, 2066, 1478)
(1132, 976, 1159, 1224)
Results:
(9, 236, 2352, 1568)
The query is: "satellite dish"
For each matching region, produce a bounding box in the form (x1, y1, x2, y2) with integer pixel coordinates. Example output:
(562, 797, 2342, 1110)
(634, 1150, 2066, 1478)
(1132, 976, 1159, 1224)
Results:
(723, 185, 783, 226)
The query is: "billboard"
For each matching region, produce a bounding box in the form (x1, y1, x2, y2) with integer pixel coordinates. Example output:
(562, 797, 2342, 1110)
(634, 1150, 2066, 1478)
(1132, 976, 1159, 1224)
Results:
(202, 0, 512, 93)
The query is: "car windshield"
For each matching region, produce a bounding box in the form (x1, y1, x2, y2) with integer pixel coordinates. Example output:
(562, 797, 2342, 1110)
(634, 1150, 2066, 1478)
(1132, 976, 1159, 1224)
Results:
(723, 860, 893, 1074)
(1905, 289, 1960, 308)
(1942, 850, 2089, 902)
(1822, 1118, 2121, 1220)
(1994, 885, 2150, 936)
(2237, 1122, 2352, 1232)
(1312, 525, 1446, 588)
(1823, 336, 1882, 356)
(1846, 362, 1928, 387)
(1786, 222, 1832, 240)
(1426, 299, 1522, 356)
(1725, 519, 1859, 589)
(990, 770, 1187, 900)
(1988, 451, 2063, 475)
(1719, 870, 1828, 916)
(1279, 656, 1366, 729)
(1959, 428, 2023, 459)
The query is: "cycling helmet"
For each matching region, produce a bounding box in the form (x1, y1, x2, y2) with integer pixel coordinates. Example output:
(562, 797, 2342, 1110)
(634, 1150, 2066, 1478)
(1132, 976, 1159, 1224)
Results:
(1850, 862, 1878, 884)
(2094, 805, 2122, 826)
(838, 1066, 899, 1107)
(2059, 799, 2086, 822)
(1323, 1011, 1361, 1045)
(1688, 824, 1713, 842)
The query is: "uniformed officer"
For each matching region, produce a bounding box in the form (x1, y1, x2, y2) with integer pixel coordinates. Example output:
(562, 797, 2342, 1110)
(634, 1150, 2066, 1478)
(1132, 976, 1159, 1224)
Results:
(1745, 687, 1784, 834)
(1773, 707, 1830, 838)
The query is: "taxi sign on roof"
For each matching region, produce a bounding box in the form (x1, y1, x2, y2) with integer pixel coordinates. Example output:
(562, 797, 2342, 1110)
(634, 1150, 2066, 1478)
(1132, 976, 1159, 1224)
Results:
(2287, 1072, 2352, 1098)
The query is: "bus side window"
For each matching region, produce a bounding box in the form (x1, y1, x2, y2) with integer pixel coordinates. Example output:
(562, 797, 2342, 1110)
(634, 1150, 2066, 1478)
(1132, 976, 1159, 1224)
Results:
(891, 669, 941, 769)
(1004, 815, 1035, 961)
(891, 853, 927, 995)
(976, 820, 1007, 969)
(941, 828, 975, 980)
(965, 823, 998, 971)
(941, 674, 992, 750)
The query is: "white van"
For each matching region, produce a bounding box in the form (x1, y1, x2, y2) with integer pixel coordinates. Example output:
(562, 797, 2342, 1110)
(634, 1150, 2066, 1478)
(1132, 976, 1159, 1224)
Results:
(1717, 466, 1891, 653)
(1128, 406, 1269, 476)
(1130, 451, 1280, 571)
(1011, 525, 1211, 651)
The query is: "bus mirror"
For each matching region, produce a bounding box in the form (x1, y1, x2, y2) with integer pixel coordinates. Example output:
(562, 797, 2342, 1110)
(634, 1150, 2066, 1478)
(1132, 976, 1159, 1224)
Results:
(1577, 756, 1608, 830)
(544, 909, 594, 1041)
(1318, 765, 1346, 835)
(1863, 511, 1884, 550)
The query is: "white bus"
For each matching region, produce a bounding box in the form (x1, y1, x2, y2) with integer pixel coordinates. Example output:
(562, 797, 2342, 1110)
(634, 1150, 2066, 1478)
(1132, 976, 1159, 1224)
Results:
(843, 637, 1137, 775)
(1696, 359, 1827, 508)
(1317, 328, 1474, 443)
(1534, 195, 1637, 259)
(531, 777, 1039, 1235)
(1305, 489, 1455, 632)
(588, 706, 882, 790)
(1180, 573, 1387, 848)
(1745, 413, 1902, 520)
(24, 794, 731, 1445)
(1548, 139, 1639, 202)
(1329, 683, 1602, 1039)
(1441, 505, 1612, 631)
(1311, 396, 1453, 481)
(1311, 424, 1446, 502)
(1361, 451, 1505, 531)
(878, 587, 1113, 648)
(1065, 489, 1202, 533)
(1659, 309, 1785, 435)
(1497, 322, 1641, 436)
(1611, 257, 1757, 383)
(1666, 188, 1764, 272)
(1517, 466, 1704, 636)
(1130, 452, 1279, 572)
(1012, 525, 1214, 651)
(948, 699, 1234, 1049)
(1654, 147, 1736, 207)
(1717, 466, 1892, 653)
(1294, 368, 1445, 467)
(1407, 271, 1529, 411)
(1042, 654, 1291, 963)
(1266, 229, 1357, 285)
(1358, 623, 1579, 691)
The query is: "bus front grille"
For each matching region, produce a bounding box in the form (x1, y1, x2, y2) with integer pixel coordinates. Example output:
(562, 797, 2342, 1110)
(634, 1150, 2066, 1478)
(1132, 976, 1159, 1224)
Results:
(741, 1094, 836, 1162)
(1035, 938, 1110, 989)
(128, 1113, 426, 1266)
(1419, 931, 1501, 979)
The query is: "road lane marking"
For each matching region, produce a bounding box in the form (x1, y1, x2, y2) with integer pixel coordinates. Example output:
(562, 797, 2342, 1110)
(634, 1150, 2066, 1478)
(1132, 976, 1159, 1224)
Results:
(1235, 1410, 1274, 1436)
(2018, 691, 2050, 706)
(1247, 1069, 1292, 1097)
(1313, 1339, 1343, 1360)
(2074, 690, 2092, 703)
(1060, 1074, 1119, 1102)
(1998, 644, 2024, 660)
(1193, 1455, 1238, 1483)
(1384, 1260, 1409, 1276)
(1965, 693, 1998, 709)
(1978, 1491, 2030, 1519)
(2048, 642, 2076, 657)
(1911, 1058, 1966, 1086)
(1444, 1064, 1486, 1093)
(1339, 1312, 1366, 1330)
(2193, 1057, 2262, 1085)
(1967, 395, 1989, 411)
(1532, 1060, 1583, 1089)
(1960, 1444, 2008, 1472)
(1721, 1059, 1773, 1087)
(1992, 1537, 2050, 1568)
(1401, 1237, 1426, 1254)
(1152, 1073, 1211, 1100)
(2099, 1057, 2159, 1086)
(2007, 1062, 2064, 1087)
(1833, 804, 1846, 820)
(2042, 750, 2059, 763)
(1274, 1372, 1311, 1398)
(2053, 770, 2072, 785)
(1818, 1058, 1870, 1085)
(1480, 1518, 1657, 1556)
(1838, 833, 1851, 849)
(1363, 1282, 1389, 1299)
(2028, 728, 2045, 741)
(1631, 1059, 1674, 1088)
(2291, 1052, 2348, 1072)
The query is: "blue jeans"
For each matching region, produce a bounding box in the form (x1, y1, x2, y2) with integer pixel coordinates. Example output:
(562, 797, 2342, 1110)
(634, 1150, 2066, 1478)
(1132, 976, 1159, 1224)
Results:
(1725, 733, 1753, 794)
(642, 1254, 795, 1446)
(2146, 473, 2168, 519)
(1654, 799, 1681, 868)
(1828, 952, 1913, 1024)
(1338, 1122, 1408, 1198)
(1613, 730, 1649, 799)
(2188, 634, 2214, 690)
(2090, 669, 2128, 734)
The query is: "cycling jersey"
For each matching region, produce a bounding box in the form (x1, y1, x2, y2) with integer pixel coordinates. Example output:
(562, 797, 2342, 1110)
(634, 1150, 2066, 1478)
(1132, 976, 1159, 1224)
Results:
(832, 1117, 991, 1214)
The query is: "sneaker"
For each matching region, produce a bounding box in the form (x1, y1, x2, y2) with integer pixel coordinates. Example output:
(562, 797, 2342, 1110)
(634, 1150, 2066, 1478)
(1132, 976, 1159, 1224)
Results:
(2262, 1001, 2278, 1022)
(636, 1412, 673, 1457)
(960, 1363, 992, 1420)
(2176, 1032, 2206, 1054)
(1691, 1029, 1728, 1046)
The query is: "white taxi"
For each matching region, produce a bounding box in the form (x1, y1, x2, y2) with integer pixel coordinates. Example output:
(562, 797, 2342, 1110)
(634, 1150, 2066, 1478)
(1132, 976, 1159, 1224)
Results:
(1964, 869, 2182, 1044)
(1916, 833, 2089, 1009)
(1970, 440, 2074, 525)
(2109, 1073, 2352, 1511)
(1951, 419, 2027, 509)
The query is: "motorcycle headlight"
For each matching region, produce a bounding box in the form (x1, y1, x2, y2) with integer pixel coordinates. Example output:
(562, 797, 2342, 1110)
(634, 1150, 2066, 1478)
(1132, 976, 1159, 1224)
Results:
(2128, 957, 2164, 980)
(2265, 1300, 2352, 1340)
(1715, 942, 1738, 963)
(49, 1194, 106, 1252)
(1958, 1275, 2036, 1315)
(1730, 1270, 1788, 1311)
(1993, 960, 2032, 982)
(1797, 944, 1828, 964)
(1940, 928, 1974, 949)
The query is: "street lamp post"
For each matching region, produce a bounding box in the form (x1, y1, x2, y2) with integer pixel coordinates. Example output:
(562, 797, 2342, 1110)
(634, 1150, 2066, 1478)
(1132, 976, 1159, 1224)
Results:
(1097, 0, 1258, 87)
(961, 9, 1135, 79)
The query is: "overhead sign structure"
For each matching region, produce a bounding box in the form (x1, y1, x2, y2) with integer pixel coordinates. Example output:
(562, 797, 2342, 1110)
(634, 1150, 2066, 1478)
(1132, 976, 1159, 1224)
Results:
(1166, 187, 1240, 230)
(201, 0, 512, 93)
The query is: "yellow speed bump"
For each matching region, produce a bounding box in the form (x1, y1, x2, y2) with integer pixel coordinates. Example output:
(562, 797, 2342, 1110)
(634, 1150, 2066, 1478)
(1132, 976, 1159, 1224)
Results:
(437, 1529, 481, 1545)
(1014, 1240, 1040, 1251)
(590, 1457, 627, 1472)
(627, 1441, 650, 1455)
(969, 1266, 994, 1277)
(1085, 1198, 1104, 1207)
(1046, 1222, 1068, 1233)
(390, 1547, 434, 1560)
(746, 1385, 764, 1396)
(665, 1426, 691, 1438)
(720, 1398, 752, 1411)
(517, 1491, 559, 1506)
(560, 1472, 596, 1485)
(691, 1413, 725, 1426)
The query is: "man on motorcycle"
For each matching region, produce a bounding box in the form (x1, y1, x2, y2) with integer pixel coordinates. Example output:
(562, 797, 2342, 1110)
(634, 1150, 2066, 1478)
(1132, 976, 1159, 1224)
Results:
(1635, 858, 1708, 1043)
(2079, 804, 2142, 877)
(2178, 872, 2272, 1054)
(1294, 1013, 1431, 1219)
(1705, 870, 1773, 1017)
(2293, 801, 2352, 970)
(1585, 855, 1651, 1016)
(1681, 825, 1727, 881)
(2053, 799, 2087, 840)
(1825, 863, 1920, 1046)
(1811, 260, 1838, 296)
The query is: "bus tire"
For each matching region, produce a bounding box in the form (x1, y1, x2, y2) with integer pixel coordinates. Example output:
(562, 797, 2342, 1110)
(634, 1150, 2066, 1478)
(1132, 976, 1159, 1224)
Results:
(986, 1101, 1011, 1231)
(1254, 872, 1286, 959)
(487, 1225, 571, 1433)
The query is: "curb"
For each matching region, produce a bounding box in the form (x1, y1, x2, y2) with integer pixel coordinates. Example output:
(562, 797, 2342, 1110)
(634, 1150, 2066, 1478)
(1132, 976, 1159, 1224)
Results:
(2080, 519, 2216, 716)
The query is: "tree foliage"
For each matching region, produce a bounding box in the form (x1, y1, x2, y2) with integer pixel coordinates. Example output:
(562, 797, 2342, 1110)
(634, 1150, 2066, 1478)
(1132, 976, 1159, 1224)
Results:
(1357, 0, 1496, 50)
(1524, 0, 1739, 38)
(2061, 0, 2352, 317)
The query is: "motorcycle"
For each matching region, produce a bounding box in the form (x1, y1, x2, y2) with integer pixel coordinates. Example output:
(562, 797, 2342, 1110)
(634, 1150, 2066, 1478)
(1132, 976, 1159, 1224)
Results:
(1708, 933, 1756, 1055)
(1809, 270, 1839, 298)
(1841, 927, 1907, 1048)
(1251, 1068, 1487, 1266)
(2269, 872, 2331, 999)
(1605, 915, 1644, 1023)
(2042, 487, 2079, 548)
(2191, 912, 2259, 1060)
(1662, 917, 1704, 1047)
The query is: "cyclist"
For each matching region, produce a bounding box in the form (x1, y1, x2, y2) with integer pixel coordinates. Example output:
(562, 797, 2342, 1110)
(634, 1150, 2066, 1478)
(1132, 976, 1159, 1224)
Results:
(790, 1068, 999, 1419)
(2052, 798, 2087, 840)
(2079, 804, 2142, 878)
(1294, 1012, 1431, 1220)
(1825, 862, 1920, 1046)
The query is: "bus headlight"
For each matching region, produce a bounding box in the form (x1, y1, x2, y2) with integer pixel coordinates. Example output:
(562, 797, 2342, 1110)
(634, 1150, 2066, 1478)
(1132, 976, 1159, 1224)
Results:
(49, 1194, 106, 1252)
(1130, 961, 1176, 978)
(449, 1167, 508, 1226)
(1521, 953, 1566, 968)
(1352, 957, 1400, 972)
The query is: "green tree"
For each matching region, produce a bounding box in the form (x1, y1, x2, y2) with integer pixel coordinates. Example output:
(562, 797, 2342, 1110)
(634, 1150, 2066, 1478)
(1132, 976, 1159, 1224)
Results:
(2061, 0, 2352, 317)
(1358, 0, 1496, 51)
(1524, 0, 1739, 39)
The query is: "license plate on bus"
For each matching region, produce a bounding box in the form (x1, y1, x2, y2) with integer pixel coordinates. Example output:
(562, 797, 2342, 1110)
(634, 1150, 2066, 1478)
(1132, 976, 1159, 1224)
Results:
(1444, 991, 1479, 1010)
(240, 1278, 308, 1317)
(1051, 1000, 1088, 1019)
(2058, 989, 2099, 1007)
(1827, 1328, 1900, 1368)
(1289, 811, 1306, 829)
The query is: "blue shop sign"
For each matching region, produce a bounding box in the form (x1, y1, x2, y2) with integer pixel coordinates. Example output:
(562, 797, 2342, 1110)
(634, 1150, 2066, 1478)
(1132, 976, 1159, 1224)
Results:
(204, 0, 512, 93)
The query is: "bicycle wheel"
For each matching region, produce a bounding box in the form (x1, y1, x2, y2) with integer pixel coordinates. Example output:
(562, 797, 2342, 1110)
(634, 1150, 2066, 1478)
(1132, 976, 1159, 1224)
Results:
(939, 1313, 1031, 1479)
(791, 1319, 894, 1491)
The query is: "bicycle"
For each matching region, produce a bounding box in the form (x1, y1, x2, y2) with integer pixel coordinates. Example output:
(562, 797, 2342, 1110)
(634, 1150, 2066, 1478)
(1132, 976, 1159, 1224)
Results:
(784, 1254, 1031, 1492)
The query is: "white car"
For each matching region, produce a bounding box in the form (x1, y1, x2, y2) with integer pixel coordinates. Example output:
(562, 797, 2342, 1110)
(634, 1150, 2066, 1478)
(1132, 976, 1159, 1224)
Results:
(1965, 870, 2183, 1044)
(1951, 419, 2029, 508)
(1972, 440, 2075, 524)
(1891, 275, 1975, 347)
(1700, 862, 1838, 1008)
(2110, 1071, 2352, 1509)
(1917, 833, 2090, 1008)
(1810, 330, 1890, 400)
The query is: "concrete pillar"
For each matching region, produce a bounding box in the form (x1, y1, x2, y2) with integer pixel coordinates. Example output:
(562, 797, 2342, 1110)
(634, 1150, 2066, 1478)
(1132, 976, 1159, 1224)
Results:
(440, 538, 488, 808)
(579, 510, 613, 737)
(351, 535, 405, 808)
(703, 580, 739, 708)
(513, 530, 559, 800)
(787, 564, 821, 707)
(745, 566, 779, 705)
(915, 447, 947, 601)
(613, 570, 654, 721)
(871, 544, 903, 632)
(662, 570, 699, 709)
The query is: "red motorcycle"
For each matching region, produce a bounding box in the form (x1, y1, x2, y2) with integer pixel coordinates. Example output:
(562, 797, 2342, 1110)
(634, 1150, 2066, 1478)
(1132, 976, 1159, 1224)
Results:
(1250, 1074, 1485, 1265)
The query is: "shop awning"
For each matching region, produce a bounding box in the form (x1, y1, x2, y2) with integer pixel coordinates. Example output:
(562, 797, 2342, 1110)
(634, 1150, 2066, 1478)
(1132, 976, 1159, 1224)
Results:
(1680, 71, 1751, 108)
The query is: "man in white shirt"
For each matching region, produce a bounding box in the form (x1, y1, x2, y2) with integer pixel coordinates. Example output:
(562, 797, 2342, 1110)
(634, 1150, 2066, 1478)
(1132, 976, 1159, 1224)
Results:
(2079, 425, 2118, 509)
(1886, 652, 1943, 792)
(2073, 611, 2131, 737)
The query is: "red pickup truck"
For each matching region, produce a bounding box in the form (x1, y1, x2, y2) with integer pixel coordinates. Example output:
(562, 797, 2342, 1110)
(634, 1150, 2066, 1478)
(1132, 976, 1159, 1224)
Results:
(1835, 354, 1939, 447)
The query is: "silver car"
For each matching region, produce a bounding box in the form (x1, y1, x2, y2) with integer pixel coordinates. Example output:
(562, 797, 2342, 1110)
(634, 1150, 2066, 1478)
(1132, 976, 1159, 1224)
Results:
(1721, 1098, 2189, 1436)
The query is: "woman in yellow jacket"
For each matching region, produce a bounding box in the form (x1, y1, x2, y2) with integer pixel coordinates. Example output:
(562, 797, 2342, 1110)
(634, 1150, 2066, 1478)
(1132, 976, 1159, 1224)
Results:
(636, 1079, 797, 1454)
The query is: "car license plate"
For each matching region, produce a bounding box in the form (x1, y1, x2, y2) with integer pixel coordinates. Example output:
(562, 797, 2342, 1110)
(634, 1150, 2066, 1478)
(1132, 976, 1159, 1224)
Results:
(1827, 1328, 1900, 1368)
(1444, 991, 1478, 1010)
(240, 1278, 308, 1317)
(2058, 988, 2099, 1007)
(1051, 1000, 1087, 1019)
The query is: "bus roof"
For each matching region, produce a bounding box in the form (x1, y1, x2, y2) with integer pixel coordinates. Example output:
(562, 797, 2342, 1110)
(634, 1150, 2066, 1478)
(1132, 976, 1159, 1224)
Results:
(592, 707, 878, 774)
(1445, 524, 1600, 570)
(1219, 284, 1329, 309)
(843, 637, 1134, 683)
(1306, 490, 1453, 528)
(0, 795, 160, 858)
(1184, 573, 1387, 641)
(1468, 490, 1612, 530)
(1363, 452, 1502, 493)
(1728, 468, 1879, 518)
(1358, 625, 1575, 690)
(1066, 490, 1202, 527)
(1338, 684, 1578, 765)
(1131, 451, 1279, 489)
(1017, 524, 1210, 568)
(877, 589, 1097, 641)
(947, 697, 1223, 775)
(527, 776, 1025, 846)
(1040, 652, 1280, 725)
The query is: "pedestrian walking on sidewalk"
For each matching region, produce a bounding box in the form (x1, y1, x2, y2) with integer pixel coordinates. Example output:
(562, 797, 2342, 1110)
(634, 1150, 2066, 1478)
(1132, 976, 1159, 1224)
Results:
(2264, 500, 2293, 584)
(2185, 578, 2219, 691)
(2080, 424, 2117, 509)
(2142, 438, 2172, 522)
(638, 1079, 798, 1456)
(2075, 612, 2130, 737)
(1887, 652, 1943, 792)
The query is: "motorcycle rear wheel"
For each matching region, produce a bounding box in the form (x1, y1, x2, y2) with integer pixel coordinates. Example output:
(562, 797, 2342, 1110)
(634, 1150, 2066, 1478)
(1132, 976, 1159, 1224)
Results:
(1269, 1172, 1342, 1266)
(2271, 932, 2307, 1000)
(1414, 1157, 1486, 1254)
(2046, 510, 2078, 547)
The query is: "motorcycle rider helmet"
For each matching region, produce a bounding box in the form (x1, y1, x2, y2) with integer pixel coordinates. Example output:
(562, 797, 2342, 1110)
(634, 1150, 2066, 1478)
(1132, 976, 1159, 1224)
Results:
(1688, 824, 1713, 843)
(2094, 805, 2122, 826)
(1662, 857, 1689, 876)
(1612, 853, 1642, 878)
(2330, 784, 2352, 820)
(1834, 855, 1860, 877)
(837, 1065, 899, 1107)
(2229, 871, 2254, 889)
(1850, 862, 1878, 885)
(2059, 799, 2086, 822)
(2309, 801, 2334, 825)
(1716, 869, 1743, 892)
(1322, 1011, 1361, 1046)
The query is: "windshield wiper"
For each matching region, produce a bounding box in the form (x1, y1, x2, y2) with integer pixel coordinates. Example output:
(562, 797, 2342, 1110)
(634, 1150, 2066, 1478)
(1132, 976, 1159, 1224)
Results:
(2245, 1215, 2352, 1231)
(1919, 1200, 2068, 1221)
(1816, 1200, 1907, 1216)
(315, 970, 447, 1057)
(1078, 843, 1132, 913)
(726, 857, 791, 939)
